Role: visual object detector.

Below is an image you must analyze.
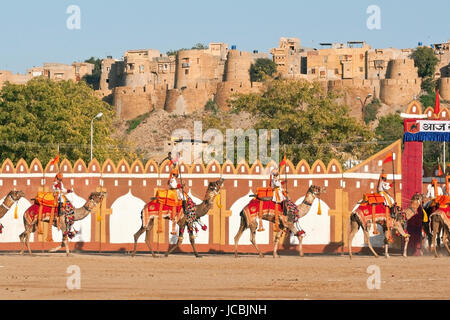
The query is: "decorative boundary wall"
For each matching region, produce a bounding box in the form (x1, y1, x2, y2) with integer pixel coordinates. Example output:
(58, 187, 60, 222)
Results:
(0, 141, 403, 255)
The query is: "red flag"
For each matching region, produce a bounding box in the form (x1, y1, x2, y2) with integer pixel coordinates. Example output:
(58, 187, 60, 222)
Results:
(434, 89, 440, 115)
(279, 155, 287, 168)
(383, 152, 393, 164)
(50, 155, 60, 165)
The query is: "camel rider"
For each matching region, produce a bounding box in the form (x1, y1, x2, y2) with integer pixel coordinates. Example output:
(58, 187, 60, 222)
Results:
(168, 166, 186, 210)
(377, 173, 395, 215)
(426, 178, 443, 199)
(52, 173, 72, 216)
(270, 169, 286, 203)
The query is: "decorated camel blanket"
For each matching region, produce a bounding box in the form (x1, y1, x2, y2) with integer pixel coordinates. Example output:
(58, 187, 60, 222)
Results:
(242, 198, 300, 225)
(355, 202, 392, 227)
(143, 200, 183, 226)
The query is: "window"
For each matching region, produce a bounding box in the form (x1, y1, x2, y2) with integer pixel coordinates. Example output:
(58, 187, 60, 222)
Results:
(335, 68, 339, 75)
(360, 67, 363, 72)
(139, 65, 144, 73)
(185, 69, 189, 75)
(311, 68, 316, 74)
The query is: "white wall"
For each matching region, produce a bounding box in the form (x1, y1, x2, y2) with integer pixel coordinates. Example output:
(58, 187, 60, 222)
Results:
(291, 197, 331, 245)
(0, 197, 33, 243)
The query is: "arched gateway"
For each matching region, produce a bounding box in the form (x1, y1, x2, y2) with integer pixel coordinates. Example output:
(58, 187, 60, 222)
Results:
(401, 100, 450, 255)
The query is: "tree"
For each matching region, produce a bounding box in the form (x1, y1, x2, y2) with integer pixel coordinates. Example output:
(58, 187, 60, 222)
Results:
(167, 43, 208, 57)
(364, 98, 381, 124)
(0, 78, 137, 164)
(230, 79, 375, 165)
(375, 113, 404, 148)
(250, 58, 277, 82)
(82, 57, 102, 90)
(411, 47, 439, 78)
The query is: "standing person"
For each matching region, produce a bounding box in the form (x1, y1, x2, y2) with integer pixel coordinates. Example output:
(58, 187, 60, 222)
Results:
(52, 173, 72, 216)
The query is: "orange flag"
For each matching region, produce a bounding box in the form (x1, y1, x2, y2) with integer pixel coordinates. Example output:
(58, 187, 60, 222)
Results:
(50, 155, 60, 165)
(438, 163, 443, 176)
(279, 155, 287, 168)
(383, 152, 393, 164)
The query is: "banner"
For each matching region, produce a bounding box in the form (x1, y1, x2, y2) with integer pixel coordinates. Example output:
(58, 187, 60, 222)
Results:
(403, 119, 450, 142)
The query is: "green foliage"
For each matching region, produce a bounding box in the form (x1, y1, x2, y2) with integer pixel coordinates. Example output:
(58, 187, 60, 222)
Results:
(250, 58, 277, 82)
(204, 99, 218, 114)
(421, 77, 437, 94)
(230, 79, 375, 165)
(420, 91, 436, 108)
(423, 141, 443, 176)
(375, 113, 404, 144)
(411, 47, 439, 78)
(82, 57, 102, 90)
(167, 43, 208, 57)
(191, 43, 208, 50)
(0, 78, 136, 164)
(364, 98, 381, 124)
(126, 112, 150, 134)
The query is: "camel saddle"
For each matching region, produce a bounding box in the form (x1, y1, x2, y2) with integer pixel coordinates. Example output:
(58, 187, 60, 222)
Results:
(35, 192, 68, 208)
(155, 189, 183, 207)
(434, 195, 450, 209)
(362, 193, 385, 205)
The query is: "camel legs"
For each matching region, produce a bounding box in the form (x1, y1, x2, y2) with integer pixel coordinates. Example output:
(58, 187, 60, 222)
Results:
(442, 228, 450, 256)
(273, 229, 284, 258)
(189, 234, 201, 258)
(165, 223, 184, 257)
(132, 226, 147, 257)
(432, 220, 440, 258)
(19, 223, 34, 256)
(249, 220, 264, 258)
(144, 220, 157, 258)
(233, 216, 247, 258)
(365, 223, 379, 258)
(348, 217, 360, 259)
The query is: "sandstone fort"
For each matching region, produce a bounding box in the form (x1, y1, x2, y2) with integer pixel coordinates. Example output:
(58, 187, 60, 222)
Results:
(1, 38, 450, 121)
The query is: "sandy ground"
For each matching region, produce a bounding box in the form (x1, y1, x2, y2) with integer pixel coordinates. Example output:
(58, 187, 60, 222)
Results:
(0, 252, 449, 300)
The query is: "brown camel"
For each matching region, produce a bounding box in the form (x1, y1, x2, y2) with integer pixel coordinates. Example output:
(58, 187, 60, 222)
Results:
(0, 190, 26, 219)
(132, 178, 224, 258)
(428, 207, 450, 258)
(347, 193, 421, 259)
(233, 185, 326, 258)
(19, 192, 106, 256)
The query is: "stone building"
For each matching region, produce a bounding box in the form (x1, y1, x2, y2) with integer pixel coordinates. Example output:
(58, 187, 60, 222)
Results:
(0, 62, 94, 89)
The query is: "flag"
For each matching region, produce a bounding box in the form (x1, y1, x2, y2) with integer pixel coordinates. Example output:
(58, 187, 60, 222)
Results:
(279, 155, 287, 168)
(434, 89, 440, 115)
(438, 163, 443, 176)
(50, 155, 60, 165)
(383, 152, 393, 164)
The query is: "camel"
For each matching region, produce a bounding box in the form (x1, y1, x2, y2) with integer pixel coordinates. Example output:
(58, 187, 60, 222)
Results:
(131, 178, 224, 258)
(233, 185, 326, 258)
(426, 203, 450, 258)
(0, 190, 26, 219)
(19, 191, 106, 256)
(347, 193, 421, 259)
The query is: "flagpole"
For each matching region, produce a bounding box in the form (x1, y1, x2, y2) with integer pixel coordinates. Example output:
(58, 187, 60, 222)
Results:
(392, 152, 396, 204)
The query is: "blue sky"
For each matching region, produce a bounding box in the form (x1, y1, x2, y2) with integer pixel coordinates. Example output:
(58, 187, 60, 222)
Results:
(0, 0, 449, 73)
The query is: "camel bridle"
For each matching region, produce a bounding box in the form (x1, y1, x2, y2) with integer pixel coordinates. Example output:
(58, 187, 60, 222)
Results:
(0, 194, 15, 211)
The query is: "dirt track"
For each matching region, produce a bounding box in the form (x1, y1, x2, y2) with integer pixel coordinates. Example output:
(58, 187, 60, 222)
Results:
(0, 252, 449, 300)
